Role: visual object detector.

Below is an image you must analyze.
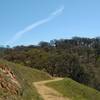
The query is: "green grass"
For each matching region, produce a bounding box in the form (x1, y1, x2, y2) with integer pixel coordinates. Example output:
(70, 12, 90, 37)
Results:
(46, 78, 100, 100)
(0, 59, 52, 100)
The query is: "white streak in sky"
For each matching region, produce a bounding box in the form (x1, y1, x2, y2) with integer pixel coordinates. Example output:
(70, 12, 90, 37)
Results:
(6, 6, 64, 45)
(51, 6, 64, 16)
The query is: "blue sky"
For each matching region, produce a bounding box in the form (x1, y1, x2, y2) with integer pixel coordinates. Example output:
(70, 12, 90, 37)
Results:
(0, 0, 100, 46)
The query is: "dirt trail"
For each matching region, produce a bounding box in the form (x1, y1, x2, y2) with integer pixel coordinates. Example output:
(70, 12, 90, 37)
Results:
(33, 78, 69, 100)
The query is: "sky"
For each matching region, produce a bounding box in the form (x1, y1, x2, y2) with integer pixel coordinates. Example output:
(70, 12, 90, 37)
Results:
(0, 0, 100, 46)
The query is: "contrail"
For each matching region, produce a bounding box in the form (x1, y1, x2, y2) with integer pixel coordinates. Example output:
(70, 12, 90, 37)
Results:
(51, 6, 64, 16)
(6, 6, 64, 45)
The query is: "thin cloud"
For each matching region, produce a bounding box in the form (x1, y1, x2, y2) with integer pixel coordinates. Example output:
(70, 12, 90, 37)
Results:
(6, 6, 64, 45)
(51, 6, 64, 16)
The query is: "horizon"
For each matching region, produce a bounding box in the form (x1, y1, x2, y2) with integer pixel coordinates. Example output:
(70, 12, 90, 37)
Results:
(0, 36, 100, 48)
(0, 0, 100, 46)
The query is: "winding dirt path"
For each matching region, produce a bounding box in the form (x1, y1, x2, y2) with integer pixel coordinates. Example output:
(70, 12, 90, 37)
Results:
(33, 78, 69, 100)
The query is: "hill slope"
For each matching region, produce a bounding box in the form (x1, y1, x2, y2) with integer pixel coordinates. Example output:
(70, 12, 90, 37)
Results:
(0, 59, 100, 100)
(46, 78, 100, 100)
(0, 59, 51, 100)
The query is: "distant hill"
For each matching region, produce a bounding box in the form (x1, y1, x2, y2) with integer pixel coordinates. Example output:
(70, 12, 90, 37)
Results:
(1, 37, 100, 91)
(46, 78, 100, 100)
(0, 59, 51, 100)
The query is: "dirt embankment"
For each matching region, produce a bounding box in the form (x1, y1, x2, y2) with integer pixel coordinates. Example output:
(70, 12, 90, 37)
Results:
(0, 64, 21, 95)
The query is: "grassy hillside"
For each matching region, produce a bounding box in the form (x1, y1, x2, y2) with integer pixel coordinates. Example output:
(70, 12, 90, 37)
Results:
(46, 78, 100, 100)
(0, 59, 51, 100)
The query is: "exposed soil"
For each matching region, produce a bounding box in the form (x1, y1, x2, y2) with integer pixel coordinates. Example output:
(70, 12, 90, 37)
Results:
(0, 64, 21, 95)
